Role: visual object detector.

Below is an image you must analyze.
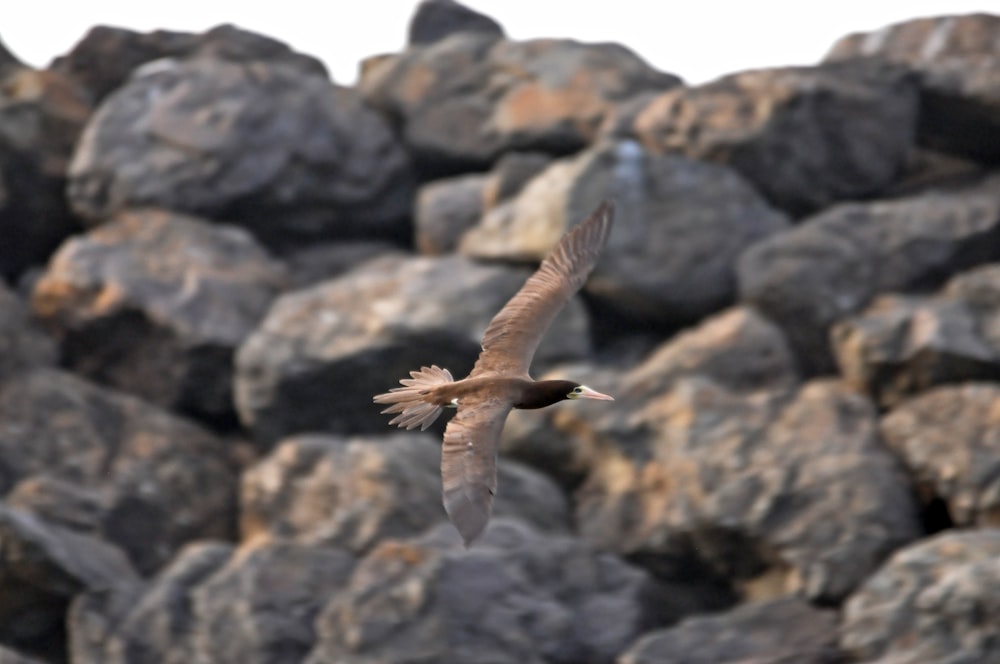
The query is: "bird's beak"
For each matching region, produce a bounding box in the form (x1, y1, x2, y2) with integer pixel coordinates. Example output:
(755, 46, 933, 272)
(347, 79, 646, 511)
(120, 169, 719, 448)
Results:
(577, 386, 614, 401)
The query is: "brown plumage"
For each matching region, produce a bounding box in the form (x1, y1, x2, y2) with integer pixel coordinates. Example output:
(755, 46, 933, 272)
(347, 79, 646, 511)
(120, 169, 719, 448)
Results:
(374, 200, 615, 545)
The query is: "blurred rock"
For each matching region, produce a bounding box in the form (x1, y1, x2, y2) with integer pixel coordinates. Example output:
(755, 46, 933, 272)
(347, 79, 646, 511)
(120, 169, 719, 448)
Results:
(68, 57, 413, 249)
(235, 254, 590, 444)
(408, 0, 505, 46)
(0, 284, 55, 379)
(622, 61, 919, 215)
(826, 13, 1000, 162)
(0, 506, 138, 659)
(576, 379, 920, 603)
(359, 33, 679, 174)
(841, 529, 1000, 663)
(241, 433, 570, 553)
(415, 173, 488, 254)
(945, 262, 1000, 351)
(31, 209, 287, 423)
(833, 294, 1000, 408)
(461, 141, 790, 326)
(881, 383, 1000, 528)
(0, 645, 46, 664)
(619, 597, 840, 664)
(738, 182, 1000, 373)
(282, 240, 401, 289)
(0, 369, 237, 574)
(53, 23, 328, 103)
(306, 519, 689, 664)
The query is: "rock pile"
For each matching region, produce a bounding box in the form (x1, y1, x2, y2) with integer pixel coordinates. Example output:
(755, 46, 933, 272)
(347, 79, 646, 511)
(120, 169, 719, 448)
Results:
(2, 3, 1000, 662)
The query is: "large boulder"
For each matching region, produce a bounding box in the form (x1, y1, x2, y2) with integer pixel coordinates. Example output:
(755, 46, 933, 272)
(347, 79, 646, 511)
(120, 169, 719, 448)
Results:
(407, 0, 505, 46)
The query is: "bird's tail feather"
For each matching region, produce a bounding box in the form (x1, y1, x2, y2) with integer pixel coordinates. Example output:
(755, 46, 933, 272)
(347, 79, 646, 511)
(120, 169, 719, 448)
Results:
(373, 365, 454, 431)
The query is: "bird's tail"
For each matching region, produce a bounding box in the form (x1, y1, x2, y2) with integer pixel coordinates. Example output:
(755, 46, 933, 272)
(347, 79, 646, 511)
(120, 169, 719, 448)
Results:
(373, 365, 455, 431)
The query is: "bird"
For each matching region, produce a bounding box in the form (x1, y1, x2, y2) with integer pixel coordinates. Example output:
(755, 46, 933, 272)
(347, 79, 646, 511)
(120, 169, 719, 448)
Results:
(374, 200, 615, 545)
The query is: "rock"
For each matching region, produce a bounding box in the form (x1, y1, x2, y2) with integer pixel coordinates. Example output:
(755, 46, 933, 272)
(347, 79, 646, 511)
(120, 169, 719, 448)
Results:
(0, 67, 90, 280)
(53, 23, 328, 103)
(841, 529, 1000, 664)
(619, 597, 840, 664)
(415, 173, 488, 254)
(0, 645, 47, 664)
(306, 519, 684, 664)
(825, 13, 1000, 162)
(0, 369, 237, 574)
(944, 263, 1000, 352)
(832, 294, 1000, 407)
(68, 57, 413, 249)
(408, 0, 505, 46)
(576, 379, 920, 603)
(880, 383, 1000, 528)
(241, 433, 570, 552)
(502, 307, 800, 487)
(282, 240, 401, 289)
(0, 506, 138, 659)
(31, 209, 287, 422)
(359, 33, 679, 174)
(70, 539, 355, 664)
(623, 61, 919, 215)
(234, 254, 590, 444)
(738, 182, 1000, 373)
(481, 151, 553, 208)
(0, 284, 55, 380)
(460, 141, 790, 325)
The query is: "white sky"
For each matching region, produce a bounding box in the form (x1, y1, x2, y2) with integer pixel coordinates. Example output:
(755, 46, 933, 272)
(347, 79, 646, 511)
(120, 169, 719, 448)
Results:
(3, 1, 995, 85)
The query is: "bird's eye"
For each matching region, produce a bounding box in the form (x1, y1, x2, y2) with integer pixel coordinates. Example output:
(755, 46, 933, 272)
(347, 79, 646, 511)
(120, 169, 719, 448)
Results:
(573, 387, 583, 394)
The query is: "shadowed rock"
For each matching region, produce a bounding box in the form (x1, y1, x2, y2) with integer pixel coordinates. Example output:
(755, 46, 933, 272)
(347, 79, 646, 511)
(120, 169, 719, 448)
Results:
(408, 0, 505, 46)
(841, 529, 1000, 663)
(0, 284, 55, 380)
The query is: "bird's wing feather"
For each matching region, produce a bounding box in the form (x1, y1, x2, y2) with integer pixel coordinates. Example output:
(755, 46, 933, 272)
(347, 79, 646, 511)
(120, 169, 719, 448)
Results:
(470, 200, 614, 378)
(440, 396, 512, 545)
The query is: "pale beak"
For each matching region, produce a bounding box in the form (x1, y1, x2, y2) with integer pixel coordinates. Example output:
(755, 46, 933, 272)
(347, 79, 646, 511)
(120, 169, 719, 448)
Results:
(577, 386, 614, 401)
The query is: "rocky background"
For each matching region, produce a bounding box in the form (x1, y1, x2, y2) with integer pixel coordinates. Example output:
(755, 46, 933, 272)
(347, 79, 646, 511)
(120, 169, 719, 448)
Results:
(1, 2, 1000, 662)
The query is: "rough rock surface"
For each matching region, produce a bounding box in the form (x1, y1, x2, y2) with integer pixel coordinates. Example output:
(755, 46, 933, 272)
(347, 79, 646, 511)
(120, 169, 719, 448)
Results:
(235, 254, 590, 444)
(841, 529, 1000, 664)
(32, 209, 287, 422)
(68, 57, 413, 249)
(0, 284, 56, 380)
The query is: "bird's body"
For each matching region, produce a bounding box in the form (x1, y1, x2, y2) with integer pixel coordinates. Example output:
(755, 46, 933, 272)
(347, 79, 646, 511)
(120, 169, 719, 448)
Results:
(374, 200, 615, 545)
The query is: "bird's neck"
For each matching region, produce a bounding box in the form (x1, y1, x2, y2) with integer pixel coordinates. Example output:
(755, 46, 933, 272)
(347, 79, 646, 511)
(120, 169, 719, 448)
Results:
(513, 380, 576, 410)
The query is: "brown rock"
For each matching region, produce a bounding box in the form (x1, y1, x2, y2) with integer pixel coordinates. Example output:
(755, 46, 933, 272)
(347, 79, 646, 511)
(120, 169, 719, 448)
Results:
(68, 58, 413, 249)
(945, 262, 1000, 351)
(234, 254, 591, 444)
(31, 209, 287, 422)
(241, 433, 570, 553)
(738, 182, 1000, 373)
(0, 368, 237, 574)
(306, 519, 684, 664)
(826, 13, 1000, 161)
(625, 61, 919, 215)
(461, 141, 790, 326)
(0, 284, 55, 380)
(53, 23, 328, 103)
(408, 0, 505, 46)
(576, 379, 920, 603)
(619, 597, 841, 664)
(841, 529, 1000, 663)
(832, 294, 1000, 407)
(880, 383, 1000, 527)
(359, 33, 679, 174)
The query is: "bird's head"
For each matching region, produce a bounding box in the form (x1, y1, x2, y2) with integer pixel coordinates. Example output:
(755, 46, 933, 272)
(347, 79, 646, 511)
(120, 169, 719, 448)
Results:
(566, 384, 614, 401)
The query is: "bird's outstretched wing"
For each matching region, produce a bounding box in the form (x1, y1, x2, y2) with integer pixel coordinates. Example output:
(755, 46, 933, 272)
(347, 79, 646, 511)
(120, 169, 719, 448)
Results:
(470, 200, 614, 378)
(440, 396, 513, 545)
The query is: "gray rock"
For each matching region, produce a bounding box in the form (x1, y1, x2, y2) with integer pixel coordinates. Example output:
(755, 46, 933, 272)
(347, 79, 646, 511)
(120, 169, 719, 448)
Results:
(460, 141, 790, 325)
(841, 529, 1000, 664)
(31, 209, 287, 422)
(0, 368, 237, 574)
(576, 379, 920, 603)
(0, 283, 55, 380)
(306, 519, 678, 664)
(619, 597, 841, 664)
(832, 294, 1000, 408)
(408, 0, 505, 46)
(738, 183, 1000, 373)
(241, 433, 570, 553)
(627, 60, 919, 215)
(415, 173, 488, 254)
(360, 34, 679, 173)
(880, 383, 1000, 527)
(235, 254, 590, 444)
(68, 57, 413, 249)
(945, 263, 1000, 352)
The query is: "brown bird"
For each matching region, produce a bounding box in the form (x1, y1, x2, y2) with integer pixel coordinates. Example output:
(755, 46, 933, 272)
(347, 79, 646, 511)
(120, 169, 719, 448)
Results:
(374, 200, 615, 545)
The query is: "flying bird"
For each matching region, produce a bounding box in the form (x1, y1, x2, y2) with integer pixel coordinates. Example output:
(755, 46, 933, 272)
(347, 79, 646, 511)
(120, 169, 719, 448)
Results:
(374, 200, 615, 545)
